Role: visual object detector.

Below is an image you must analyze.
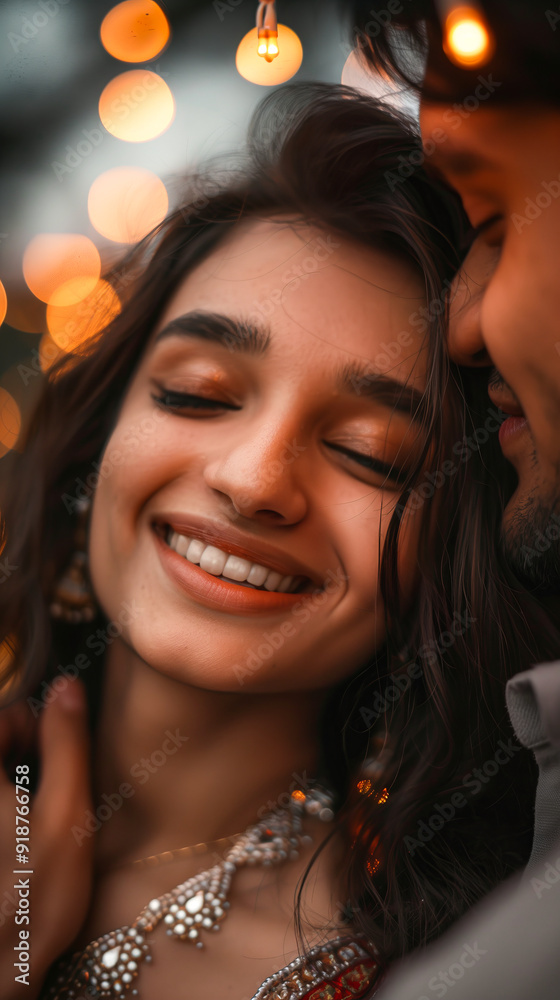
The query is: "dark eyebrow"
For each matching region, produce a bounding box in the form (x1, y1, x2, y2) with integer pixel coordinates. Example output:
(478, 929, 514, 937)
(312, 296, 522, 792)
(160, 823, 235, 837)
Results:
(155, 310, 425, 421)
(337, 361, 426, 422)
(429, 147, 491, 177)
(154, 310, 271, 355)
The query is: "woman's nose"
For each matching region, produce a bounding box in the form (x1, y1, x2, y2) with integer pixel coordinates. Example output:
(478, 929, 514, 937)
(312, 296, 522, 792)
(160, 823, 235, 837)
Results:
(447, 242, 499, 367)
(202, 421, 309, 524)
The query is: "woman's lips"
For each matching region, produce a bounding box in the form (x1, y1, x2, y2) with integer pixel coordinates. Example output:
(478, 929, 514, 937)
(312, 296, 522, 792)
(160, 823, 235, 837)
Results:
(152, 528, 322, 615)
(498, 414, 529, 450)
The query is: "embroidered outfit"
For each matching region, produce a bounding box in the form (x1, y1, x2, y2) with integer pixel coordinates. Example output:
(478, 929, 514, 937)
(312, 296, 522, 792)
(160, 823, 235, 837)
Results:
(39, 784, 384, 999)
(40, 934, 383, 1000)
(247, 935, 383, 999)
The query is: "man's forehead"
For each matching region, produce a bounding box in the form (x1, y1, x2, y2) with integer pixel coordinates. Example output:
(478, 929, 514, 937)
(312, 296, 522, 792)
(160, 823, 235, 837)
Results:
(421, 101, 560, 176)
(420, 105, 506, 180)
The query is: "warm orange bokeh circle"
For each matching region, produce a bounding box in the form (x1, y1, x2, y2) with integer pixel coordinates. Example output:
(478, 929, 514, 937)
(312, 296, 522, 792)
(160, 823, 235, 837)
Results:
(100, 0, 170, 62)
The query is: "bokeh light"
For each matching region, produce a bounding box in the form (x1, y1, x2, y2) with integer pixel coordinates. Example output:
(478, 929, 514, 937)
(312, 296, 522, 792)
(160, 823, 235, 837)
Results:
(0, 388, 21, 458)
(100, 0, 170, 63)
(0, 281, 6, 327)
(4, 284, 46, 334)
(99, 70, 175, 141)
(46, 279, 121, 353)
(22, 234, 101, 306)
(88, 167, 168, 243)
(444, 7, 494, 67)
(236, 25, 303, 86)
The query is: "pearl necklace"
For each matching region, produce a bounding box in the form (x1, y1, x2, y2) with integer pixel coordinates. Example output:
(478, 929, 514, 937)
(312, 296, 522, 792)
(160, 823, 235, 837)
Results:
(43, 784, 335, 999)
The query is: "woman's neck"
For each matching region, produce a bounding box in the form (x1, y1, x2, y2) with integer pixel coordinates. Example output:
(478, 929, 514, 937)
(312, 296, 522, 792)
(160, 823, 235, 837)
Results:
(90, 637, 327, 873)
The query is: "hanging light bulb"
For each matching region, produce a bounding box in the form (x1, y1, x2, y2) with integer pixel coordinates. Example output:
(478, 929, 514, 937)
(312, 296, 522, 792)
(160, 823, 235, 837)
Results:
(257, 1, 279, 62)
(436, 2, 495, 68)
(236, 8, 302, 86)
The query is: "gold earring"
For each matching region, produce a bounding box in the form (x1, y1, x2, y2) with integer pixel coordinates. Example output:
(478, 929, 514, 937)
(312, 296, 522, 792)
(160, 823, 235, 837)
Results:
(50, 498, 97, 623)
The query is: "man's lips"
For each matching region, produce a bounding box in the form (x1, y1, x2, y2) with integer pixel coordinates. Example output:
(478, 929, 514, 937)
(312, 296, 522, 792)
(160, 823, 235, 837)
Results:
(498, 415, 529, 448)
(487, 384, 529, 450)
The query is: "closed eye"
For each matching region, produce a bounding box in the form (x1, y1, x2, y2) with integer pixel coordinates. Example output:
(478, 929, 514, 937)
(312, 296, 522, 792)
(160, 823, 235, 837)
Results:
(151, 389, 240, 413)
(460, 214, 504, 253)
(325, 442, 409, 486)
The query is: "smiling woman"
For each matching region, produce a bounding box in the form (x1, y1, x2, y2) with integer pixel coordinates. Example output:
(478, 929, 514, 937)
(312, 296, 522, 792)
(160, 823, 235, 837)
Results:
(0, 83, 558, 1000)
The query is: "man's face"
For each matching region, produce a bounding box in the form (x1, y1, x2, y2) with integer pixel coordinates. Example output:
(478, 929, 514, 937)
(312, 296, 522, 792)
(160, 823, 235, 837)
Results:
(420, 102, 560, 591)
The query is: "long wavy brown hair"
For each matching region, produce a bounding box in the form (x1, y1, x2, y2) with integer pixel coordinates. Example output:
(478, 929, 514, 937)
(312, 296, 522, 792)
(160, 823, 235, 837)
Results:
(2, 84, 559, 965)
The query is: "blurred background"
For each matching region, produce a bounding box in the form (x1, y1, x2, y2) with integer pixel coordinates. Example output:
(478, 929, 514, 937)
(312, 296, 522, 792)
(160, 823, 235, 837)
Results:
(0, 0, 414, 463)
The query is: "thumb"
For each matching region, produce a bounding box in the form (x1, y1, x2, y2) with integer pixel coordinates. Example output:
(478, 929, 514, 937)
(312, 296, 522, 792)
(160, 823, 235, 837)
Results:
(34, 677, 93, 841)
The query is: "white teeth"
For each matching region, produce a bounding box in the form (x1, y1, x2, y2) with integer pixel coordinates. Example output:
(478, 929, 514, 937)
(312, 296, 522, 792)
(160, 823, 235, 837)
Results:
(247, 563, 268, 587)
(263, 570, 283, 592)
(165, 529, 303, 594)
(198, 545, 228, 576)
(186, 538, 205, 563)
(174, 534, 190, 557)
(222, 554, 252, 581)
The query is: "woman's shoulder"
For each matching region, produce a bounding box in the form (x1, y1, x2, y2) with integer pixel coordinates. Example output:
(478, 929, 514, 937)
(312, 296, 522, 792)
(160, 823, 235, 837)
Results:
(249, 932, 384, 1000)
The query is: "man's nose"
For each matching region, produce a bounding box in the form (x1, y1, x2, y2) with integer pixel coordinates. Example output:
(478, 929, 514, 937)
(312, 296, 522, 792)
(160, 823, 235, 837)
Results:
(447, 242, 499, 367)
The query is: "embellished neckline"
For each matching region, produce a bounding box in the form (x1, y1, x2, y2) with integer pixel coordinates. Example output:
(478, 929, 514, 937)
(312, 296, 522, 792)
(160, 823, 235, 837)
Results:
(249, 934, 383, 1000)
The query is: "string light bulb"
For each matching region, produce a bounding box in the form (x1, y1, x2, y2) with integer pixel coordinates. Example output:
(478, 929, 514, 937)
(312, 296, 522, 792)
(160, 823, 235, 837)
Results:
(257, 1, 279, 62)
(437, 2, 495, 68)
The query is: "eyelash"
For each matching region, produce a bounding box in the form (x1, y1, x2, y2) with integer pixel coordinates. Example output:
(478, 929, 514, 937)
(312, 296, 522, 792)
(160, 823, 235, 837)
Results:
(461, 213, 503, 252)
(151, 389, 408, 486)
(152, 389, 240, 412)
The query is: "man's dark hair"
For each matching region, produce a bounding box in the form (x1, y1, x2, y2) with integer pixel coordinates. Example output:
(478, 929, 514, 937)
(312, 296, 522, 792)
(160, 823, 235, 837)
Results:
(344, 1, 560, 105)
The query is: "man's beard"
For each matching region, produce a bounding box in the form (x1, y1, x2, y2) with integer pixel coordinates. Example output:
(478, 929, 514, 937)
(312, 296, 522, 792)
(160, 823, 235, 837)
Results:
(500, 485, 560, 596)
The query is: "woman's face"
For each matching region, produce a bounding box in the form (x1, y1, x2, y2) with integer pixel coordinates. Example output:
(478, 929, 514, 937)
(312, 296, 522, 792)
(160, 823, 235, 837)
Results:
(89, 219, 428, 692)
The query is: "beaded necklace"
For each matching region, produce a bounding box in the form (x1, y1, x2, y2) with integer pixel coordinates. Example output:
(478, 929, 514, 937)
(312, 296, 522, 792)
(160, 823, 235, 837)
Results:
(42, 784, 336, 999)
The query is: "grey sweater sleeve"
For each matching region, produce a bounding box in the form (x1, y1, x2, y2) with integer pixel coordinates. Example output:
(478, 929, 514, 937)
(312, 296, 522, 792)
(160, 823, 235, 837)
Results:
(373, 851, 560, 999)
(372, 660, 560, 999)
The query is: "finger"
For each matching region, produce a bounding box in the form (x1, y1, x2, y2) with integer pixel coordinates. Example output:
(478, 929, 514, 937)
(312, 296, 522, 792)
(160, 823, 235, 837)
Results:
(33, 678, 93, 840)
(0, 700, 38, 784)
